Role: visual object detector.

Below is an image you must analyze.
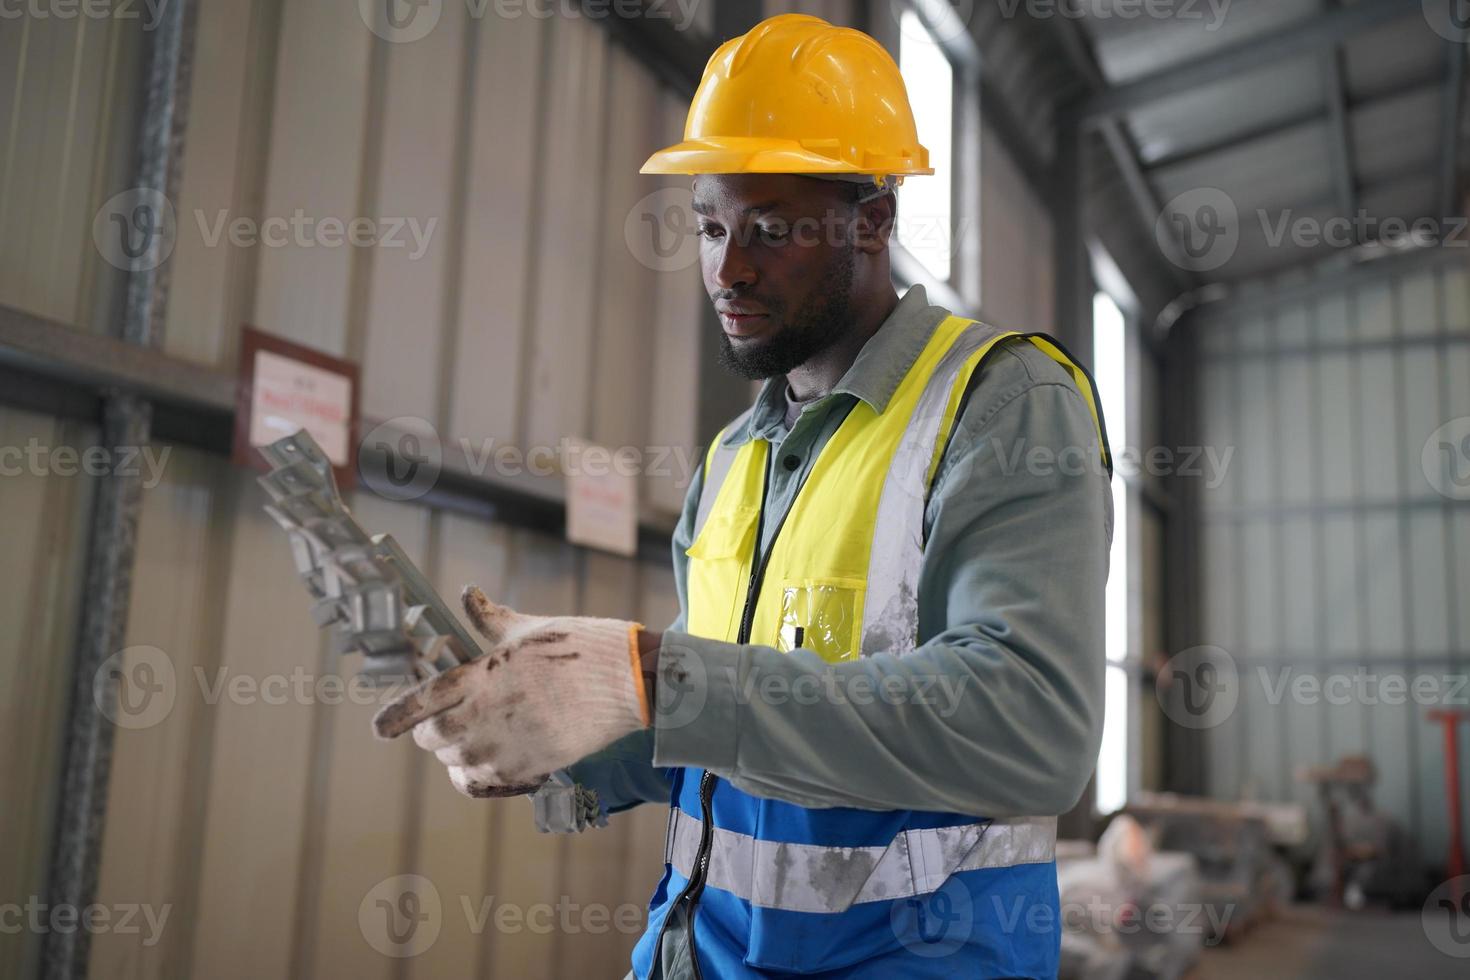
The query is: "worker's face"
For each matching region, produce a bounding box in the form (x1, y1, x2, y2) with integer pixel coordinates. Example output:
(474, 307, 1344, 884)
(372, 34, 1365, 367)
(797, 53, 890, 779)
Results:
(692, 174, 866, 380)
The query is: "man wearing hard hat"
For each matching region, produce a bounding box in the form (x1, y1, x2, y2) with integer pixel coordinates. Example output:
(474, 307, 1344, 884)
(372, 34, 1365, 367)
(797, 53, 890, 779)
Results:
(376, 13, 1112, 978)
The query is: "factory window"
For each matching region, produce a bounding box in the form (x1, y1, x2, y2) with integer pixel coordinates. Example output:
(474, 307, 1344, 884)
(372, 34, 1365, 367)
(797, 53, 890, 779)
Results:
(897, 8, 954, 282)
(1093, 289, 1132, 815)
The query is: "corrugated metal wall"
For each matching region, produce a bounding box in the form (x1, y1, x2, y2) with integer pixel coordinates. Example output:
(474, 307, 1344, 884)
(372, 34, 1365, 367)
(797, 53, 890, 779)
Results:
(0, 1, 1063, 977)
(1187, 252, 1470, 861)
(1, 4, 693, 977)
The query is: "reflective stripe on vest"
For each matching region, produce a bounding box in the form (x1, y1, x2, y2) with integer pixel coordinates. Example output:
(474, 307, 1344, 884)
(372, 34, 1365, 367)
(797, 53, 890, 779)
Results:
(664, 808, 1057, 914)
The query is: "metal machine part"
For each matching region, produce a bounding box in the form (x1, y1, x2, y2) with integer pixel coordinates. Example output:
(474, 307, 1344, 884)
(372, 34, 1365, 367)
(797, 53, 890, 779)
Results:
(257, 429, 480, 684)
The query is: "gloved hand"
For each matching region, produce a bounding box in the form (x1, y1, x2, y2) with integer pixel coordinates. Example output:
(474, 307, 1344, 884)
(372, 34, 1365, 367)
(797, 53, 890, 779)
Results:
(372, 585, 651, 796)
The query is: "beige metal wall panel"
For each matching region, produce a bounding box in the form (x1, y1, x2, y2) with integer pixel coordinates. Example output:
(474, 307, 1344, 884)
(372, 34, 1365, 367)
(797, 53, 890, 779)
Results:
(185, 479, 328, 979)
(1276, 357, 1315, 505)
(1400, 268, 1439, 337)
(1357, 350, 1399, 500)
(587, 47, 661, 454)
(1315, 352, 1356, 503)
(1404, 347, 1444, 489)
(358, 1, 468, 426)
(448, 12, 547, 451)
(1236, 357, 1273, 506)
(645, 90, 704, 516)
(480, 530, 579, 977)
(1192, 258, 1469, 854)
(556, 550, 647, 976)
(405, 512, 511, 980)
(0, 409, 96, 979)
(979, 122, 1054, 333)
(90, 446, 238, 980)
(249, 1, 373, 355)
(1356, 279, 1394, 342)
(620, 560, 683, 927)
(162, 0, 264, 367)
(522, 17, 608, 452)
(301, 493, 431, 980)
(0, 14, 132, 326)
(1447, 265, 1470, 331)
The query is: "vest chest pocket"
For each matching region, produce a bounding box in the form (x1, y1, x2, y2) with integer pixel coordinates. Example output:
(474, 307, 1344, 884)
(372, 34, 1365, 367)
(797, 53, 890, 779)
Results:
(775, 578, 865, 663)
(685, 505, 760, 642)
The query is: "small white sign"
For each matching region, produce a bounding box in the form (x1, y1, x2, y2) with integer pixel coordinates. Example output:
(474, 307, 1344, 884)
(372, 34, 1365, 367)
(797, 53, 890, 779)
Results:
(249, 348, 354, 466)
(564, 439, 638, 557)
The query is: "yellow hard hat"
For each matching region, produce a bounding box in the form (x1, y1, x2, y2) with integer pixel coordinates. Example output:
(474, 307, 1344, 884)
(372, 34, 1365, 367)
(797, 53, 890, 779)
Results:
(640, 14, 932, 179)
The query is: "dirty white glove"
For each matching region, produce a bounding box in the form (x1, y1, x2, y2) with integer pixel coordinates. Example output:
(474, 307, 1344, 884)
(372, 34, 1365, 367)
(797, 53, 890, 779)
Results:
(373, 585, 650, 795)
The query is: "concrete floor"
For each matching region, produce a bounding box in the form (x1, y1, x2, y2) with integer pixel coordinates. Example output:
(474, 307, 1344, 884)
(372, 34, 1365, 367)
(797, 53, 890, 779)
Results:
(1192, 904, 1462, 979)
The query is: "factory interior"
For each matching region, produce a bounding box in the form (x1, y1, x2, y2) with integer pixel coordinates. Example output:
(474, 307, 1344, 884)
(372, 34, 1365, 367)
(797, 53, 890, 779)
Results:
(3, 0, 1470, 977)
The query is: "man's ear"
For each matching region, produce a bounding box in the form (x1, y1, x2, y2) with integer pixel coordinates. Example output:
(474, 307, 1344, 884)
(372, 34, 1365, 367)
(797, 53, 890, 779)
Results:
(853, 193, 896, 254)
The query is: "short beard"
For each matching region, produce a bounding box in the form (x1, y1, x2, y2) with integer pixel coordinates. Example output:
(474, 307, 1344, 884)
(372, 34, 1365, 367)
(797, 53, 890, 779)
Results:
(716, 245, 856, 381)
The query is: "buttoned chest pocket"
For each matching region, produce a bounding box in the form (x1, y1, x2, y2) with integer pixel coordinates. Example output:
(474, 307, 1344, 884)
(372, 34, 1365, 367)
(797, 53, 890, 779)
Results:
(684, 505, 759, 642)
(774, 578, 865, 663)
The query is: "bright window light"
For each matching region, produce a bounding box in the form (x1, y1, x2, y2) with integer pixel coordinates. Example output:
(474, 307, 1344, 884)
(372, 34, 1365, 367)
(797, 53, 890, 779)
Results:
(1094, 291, 1128, 666)
(1093, 290, 1130, 814)
(898, 10, 953, 281)
(1097, 665, 1129, 815)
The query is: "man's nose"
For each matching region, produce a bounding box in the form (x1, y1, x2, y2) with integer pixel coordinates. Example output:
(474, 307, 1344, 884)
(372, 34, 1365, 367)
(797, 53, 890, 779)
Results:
(709, 239, 757, 292)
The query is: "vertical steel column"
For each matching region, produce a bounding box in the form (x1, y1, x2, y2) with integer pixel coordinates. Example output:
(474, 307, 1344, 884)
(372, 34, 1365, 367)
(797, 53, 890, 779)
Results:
(1051, 118, 1094, 363)
(42, 4, 197, 977)
(1052, 114, 1098, 838)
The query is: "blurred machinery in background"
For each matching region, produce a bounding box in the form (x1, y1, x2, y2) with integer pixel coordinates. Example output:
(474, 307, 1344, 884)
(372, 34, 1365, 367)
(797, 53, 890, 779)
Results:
(1057, 794, 1312, 980)
(1299, 756, 1425, 911)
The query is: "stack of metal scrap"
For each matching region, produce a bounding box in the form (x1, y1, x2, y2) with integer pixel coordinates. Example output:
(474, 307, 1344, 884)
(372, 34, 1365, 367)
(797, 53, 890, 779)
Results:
(1122, 795, 1298, 942)
(256, 429, 480, 684)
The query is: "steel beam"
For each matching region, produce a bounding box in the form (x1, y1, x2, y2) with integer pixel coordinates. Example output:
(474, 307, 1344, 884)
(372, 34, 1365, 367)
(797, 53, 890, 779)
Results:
(1439, 35, 1467, 219)
(1051, 123, 1094, 362)
(0, 304, 680, 549)
(1046, 15, 1194, 294)
(1144, 73, 1441, 173)
(0, 304, 234, 414)
(1099, 118, 1196, 293)
(1066, 0, 1423, 125)
(41, 3, 197, 977)
(1321, 34, 1358, 230)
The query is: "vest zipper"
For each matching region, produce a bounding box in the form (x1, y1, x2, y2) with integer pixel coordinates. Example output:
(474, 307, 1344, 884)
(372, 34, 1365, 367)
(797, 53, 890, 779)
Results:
(653, 450, 779, 980)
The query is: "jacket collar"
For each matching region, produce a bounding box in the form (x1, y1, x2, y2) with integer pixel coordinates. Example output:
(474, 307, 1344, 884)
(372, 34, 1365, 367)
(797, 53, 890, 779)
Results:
(720, 285, 951, 447)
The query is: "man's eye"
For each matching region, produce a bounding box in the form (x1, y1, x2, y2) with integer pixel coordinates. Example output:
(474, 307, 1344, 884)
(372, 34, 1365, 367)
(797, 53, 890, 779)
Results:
(758, 223, 790, 243)
(698, 223, 725, 240)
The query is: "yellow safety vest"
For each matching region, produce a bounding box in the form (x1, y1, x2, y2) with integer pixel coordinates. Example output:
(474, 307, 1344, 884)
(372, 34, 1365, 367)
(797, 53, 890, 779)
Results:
(686, 314, 1109, 658)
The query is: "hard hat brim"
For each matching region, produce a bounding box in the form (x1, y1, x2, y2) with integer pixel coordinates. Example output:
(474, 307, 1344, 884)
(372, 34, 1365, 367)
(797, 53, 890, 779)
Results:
(640, 136, 933, 177)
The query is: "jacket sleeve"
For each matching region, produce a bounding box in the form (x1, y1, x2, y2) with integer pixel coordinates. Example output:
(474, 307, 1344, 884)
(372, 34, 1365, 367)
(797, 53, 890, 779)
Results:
(650, 345, 1113, 817)
(555, 455, 707, 816)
